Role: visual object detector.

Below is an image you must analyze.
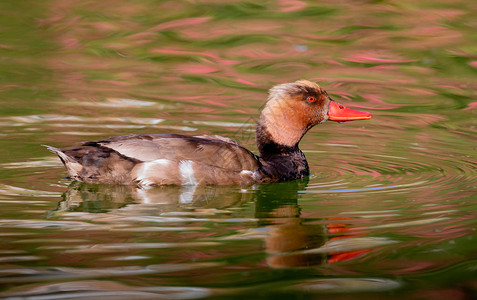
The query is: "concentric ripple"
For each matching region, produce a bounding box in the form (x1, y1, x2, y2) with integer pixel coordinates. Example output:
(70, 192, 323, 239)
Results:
(303, 140, 476, 197)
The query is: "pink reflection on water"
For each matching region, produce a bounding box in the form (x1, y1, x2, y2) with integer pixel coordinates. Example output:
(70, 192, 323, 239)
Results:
(332, 91, 353, 102)
(358, 94, 402, 110)
(204, 100, 228, 107)
(0, 44, 14, 49)
(325, 59, 344, 66)
(407, 114, 447, 126)
(406, 87, 437, 96)
(176, 64, 218, 74)
(60, 37, 80, 49)
(217, 59, 240, 65)
(464, 102, 477, 110)
(437, 84, 462, 90)
(345, 53, 418, 64)
(315, 77, 415, 85)
(236, 79, 256, 86)
(417, 26, 462, 40)
(198, 107, 215, 113)
(420, 26, 448, 34)
(278, 0, 307, 12)
(1, 84, 25, 89)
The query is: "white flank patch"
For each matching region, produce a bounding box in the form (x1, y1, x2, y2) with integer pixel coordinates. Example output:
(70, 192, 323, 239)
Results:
(137, 178, 155, 187)
(136, 159, 170, 186)
(240, 170, 253, 176)
(240, 169, 259, 180)
(179, 160, 197, 186)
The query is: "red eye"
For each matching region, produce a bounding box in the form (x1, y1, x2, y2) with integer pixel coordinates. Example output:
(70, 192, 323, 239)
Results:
(307, 96, 316, 103)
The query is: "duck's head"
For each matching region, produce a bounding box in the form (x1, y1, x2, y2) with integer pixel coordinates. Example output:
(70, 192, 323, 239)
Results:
(256, 80, 371, 155)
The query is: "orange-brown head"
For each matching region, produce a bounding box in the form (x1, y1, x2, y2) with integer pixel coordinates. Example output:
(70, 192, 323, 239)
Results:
(256, 80, 371, 156)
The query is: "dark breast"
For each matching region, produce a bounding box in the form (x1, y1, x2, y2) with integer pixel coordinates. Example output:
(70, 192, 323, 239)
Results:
(258, 150, 310, 183)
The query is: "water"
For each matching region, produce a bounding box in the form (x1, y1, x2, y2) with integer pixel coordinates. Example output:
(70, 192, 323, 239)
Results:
(1, 0, 476, 299)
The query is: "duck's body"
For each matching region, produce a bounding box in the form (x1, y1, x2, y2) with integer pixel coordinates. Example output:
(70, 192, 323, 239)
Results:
(47, 80, 371, 186)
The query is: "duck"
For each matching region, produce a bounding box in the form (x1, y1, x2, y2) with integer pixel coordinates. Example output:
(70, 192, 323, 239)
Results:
(46, 80, 371, 186)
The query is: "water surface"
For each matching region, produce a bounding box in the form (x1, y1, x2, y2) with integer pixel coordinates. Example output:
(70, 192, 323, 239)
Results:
(0, 0, 476, 299)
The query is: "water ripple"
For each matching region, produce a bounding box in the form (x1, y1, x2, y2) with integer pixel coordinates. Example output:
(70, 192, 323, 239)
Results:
(289, 278, 401, 293)
(1, 281, 212, 300)
(0, 262, 221, 284)
(305, 142, 476, 196)
(300, 181, 426, 194)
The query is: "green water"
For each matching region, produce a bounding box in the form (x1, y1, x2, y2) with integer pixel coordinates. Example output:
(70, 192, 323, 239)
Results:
(0, 0, 476, 299)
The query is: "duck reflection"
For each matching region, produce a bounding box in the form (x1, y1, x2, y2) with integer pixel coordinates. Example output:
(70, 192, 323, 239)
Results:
(255, 179, 328, 268)
(56, 181, 254, 212)
(56, 180, 368, 267)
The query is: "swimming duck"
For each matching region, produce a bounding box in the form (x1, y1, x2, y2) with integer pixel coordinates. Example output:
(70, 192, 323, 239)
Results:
(46, 80, 371, 186)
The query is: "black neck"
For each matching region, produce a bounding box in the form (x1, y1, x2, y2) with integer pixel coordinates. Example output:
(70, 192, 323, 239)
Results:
(256, 122, 298, 159)
(255, 123, 309, 181)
